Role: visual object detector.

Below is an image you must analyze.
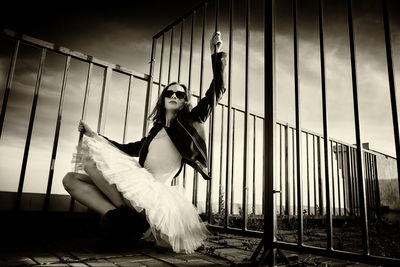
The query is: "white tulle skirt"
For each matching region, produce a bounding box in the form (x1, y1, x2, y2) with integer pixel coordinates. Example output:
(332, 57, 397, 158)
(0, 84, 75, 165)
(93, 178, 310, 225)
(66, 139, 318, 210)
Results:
(71, 134, 210, 254)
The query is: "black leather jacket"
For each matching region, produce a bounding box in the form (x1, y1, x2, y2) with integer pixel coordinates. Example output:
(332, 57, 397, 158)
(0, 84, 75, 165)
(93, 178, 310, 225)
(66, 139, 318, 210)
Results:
(103, 51, 227, 180)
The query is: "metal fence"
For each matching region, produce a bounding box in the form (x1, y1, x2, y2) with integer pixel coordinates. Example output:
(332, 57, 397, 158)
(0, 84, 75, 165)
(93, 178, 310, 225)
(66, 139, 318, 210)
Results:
(0, 0, 399, 264)
(275, 121, 381, 219)
(147, 0, 400, 265)
(0, 29, 150, 211)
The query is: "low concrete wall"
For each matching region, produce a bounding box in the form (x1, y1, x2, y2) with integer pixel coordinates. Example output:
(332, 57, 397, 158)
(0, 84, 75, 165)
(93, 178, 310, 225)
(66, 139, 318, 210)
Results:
(375, 152, 400, 211)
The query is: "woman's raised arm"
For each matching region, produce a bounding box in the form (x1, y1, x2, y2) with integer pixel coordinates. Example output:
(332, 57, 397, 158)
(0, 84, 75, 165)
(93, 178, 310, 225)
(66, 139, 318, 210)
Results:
(190, 32, 227, 123)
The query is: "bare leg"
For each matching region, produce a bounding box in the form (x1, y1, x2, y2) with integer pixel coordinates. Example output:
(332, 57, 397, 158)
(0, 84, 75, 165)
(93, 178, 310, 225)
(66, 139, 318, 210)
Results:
(64, 160, 147, 219)
(63, 172, 116, 215)
(82, 161, 148, 220)
(83, 160, 132, 209)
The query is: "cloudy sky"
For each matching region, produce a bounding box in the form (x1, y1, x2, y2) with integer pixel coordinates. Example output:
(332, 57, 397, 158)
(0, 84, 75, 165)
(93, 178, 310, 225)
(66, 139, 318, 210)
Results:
(0, 0, 399, 213)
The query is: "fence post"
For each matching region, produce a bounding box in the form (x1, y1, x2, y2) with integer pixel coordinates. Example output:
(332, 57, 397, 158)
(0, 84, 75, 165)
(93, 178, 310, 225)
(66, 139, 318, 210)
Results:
(251, 0, 276, 264)
(346, 0, 370, 254)
(0, 40, 19, 139)
(15, 48, 46, 211)
(44, 55, 71, 211)
(143, 38, 157, 137)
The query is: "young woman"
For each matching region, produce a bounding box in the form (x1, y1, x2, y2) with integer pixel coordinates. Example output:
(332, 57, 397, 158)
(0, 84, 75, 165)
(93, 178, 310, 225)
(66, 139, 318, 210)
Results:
(63, 32, 227, 254)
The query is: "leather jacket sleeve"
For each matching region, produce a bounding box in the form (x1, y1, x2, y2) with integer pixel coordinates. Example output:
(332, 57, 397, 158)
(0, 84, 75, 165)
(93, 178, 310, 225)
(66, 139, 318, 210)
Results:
(100, 135, 146, 157)
(191, 51, 227, 123)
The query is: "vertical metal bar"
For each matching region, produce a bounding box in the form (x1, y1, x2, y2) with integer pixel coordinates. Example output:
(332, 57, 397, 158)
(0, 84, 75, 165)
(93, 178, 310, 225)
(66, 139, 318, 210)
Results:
(97, 67, 112, 135)
(340, 144, 346, 216)
(207, 0, 219, 224)
(192, 167, 198, 207)
(178, 20, 184, 83)
(199, 3, 207, 99)
(158, 35, 165, 96)
(262, 0, 276, 260)
(182, 165, 186, 189)
(183, 14, 194, 196)
(168, 27, 174, 84)
(350, 147, 357, 215)
(370, 154, 376, 216)
(252, 116, 256, 214)
(143, 38, 157, 137)
(81, 63, 93, 130)
(368, 153, 376, 215)
(242, 0, 250, 231)
(292, 128, 296, 215)
(342, 145, 347, 215)
(353, 148, 360, 216)
(219, 106, 225, 214)
(292, 0, 303, 245)
(331, 141, 336, 216)
(313, 135, 317, 215)
(231, 109, 236, 216)
(70, 62, 93, 212)
(15, 48, 46, 210)
(373, 155, 381, 214)
(346, 0, 370, 253)
(279, 125, 283, 215)
(123, 75, 134, 144)
(349, 147, 354, 215)
(188, 12, 195, 91)
(225, 0, 234, 228)
(341, 144, 348, 216)
(188, 12, 196, 206)
(285, 123, 289, 215)
(336, 142, 341, 216)
(382, 0, 400, 201)
(44, 55, 71, 211)
(318, 1, 332, 248)
(346, 145, 353, 216)
(0, 40, 19, 138)
(365, 153, 371, 216)
(192, 4, 207, 210)
(306, 133, 310, 215)
(368, 153, 375, 216)
(364, 153, 368, 216)
(317, 136, 323, 216)
(370, 153, 375, 215)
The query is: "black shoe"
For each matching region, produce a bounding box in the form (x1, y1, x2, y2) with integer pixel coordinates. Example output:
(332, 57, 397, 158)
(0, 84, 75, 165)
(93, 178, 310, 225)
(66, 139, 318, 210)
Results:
(100, 206, 150, 241)
(121, 206, 150, 235)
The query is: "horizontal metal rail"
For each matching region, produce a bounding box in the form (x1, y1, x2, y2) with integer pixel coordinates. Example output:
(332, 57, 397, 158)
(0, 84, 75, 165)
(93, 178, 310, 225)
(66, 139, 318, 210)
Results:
(153, 1, 209, 39)
(1, 29, 148, 81)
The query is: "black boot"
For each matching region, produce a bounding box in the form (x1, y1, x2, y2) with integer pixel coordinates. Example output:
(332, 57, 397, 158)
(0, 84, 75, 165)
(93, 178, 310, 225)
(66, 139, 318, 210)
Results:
(121, 206, 150, 235)
(96, 206, 149, 252)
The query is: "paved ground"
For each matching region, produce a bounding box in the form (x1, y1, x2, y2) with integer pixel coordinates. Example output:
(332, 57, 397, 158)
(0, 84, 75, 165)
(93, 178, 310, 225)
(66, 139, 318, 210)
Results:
(0, 232, 246, 267)
(0, 211, 384, 266)
(0, 230, 382, 267)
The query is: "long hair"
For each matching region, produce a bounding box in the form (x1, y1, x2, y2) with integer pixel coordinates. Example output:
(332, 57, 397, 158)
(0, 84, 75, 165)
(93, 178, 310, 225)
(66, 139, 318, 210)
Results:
(148, 82, 193, 125)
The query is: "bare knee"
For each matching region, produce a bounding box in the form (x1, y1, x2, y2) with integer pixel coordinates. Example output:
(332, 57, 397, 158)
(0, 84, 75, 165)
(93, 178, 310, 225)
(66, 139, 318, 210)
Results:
(62, 172, 78, 192)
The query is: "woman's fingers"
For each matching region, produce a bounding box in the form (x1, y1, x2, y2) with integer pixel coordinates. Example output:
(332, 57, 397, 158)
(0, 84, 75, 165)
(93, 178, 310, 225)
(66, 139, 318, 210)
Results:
(214, 31, 222, 43)
(211, 32, 222, 45)
(78, 120, 83, 132)
(78, 120, 92, 136)
(210, 31, 223, 53)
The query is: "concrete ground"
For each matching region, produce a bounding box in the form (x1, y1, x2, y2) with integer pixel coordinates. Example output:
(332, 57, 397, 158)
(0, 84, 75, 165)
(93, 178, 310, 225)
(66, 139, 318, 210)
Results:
(0, 231, 383, 267)
(0, 211, 382, 266)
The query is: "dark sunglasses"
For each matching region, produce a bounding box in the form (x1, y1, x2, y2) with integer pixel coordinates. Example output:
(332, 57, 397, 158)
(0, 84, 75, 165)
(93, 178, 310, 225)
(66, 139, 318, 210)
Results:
(164, 90, 186, 99)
